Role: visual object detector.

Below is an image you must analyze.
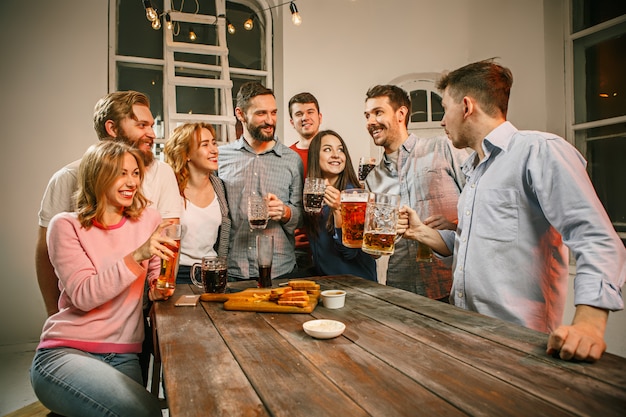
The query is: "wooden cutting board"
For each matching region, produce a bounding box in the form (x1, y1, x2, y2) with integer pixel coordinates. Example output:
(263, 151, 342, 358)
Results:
(200, 288, 319, 313)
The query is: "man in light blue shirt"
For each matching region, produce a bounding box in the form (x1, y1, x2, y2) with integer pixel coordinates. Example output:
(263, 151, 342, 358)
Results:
(397, 59, 624, 363)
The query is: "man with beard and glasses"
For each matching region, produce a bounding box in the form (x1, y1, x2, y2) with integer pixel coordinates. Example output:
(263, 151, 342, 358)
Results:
(218, 82, 303, 282)
(35, 91, 180, 387)
(364, 84, 469, 301)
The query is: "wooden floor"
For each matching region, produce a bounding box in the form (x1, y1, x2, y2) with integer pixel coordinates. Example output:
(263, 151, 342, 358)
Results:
(2, 401, 53, 417)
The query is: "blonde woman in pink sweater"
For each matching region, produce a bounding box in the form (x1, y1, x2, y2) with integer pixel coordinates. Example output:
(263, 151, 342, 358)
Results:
(30, 141, 170, 417)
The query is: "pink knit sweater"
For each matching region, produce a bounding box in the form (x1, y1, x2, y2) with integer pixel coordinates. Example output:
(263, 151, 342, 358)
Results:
(38, 208, 162, 353)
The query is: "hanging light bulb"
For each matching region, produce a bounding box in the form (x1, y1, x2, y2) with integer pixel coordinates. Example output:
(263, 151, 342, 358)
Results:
(143, 0, 158, 22)
(227, 19, 236, 35)
(243, 15, 254, 31)
(152, 17, 162, 30)
(165, 13, 173, 30)
(290, 2, 302, 26)
(189, 26, 197, 41)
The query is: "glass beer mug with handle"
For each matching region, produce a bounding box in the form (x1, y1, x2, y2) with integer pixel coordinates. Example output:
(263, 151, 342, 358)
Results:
(340, 189, 369, 248)
(191, 256, 228, 293)
(362, 192, 401, 256)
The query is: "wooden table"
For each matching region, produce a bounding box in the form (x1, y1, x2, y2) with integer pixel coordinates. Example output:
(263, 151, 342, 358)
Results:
(152, 275, 626, 417)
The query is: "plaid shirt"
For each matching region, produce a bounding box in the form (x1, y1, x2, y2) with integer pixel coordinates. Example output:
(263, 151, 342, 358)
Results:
(366, 134, 468, 299)
(218, 138, 303, 279)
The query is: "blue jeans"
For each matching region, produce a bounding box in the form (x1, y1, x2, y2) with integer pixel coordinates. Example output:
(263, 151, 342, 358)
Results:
(30, 348, 162, 417)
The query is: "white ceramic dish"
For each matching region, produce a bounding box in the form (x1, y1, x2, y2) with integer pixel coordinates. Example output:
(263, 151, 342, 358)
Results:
(302, 319, 346, 339)
(321, 290, 346, 309)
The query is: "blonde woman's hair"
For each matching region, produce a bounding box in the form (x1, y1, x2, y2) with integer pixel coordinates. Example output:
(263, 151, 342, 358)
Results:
(164, 122, 217, 201)
(75, 141, 149, 228)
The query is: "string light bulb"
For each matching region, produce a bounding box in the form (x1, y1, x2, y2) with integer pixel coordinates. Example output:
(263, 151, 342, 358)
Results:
(143, 0, 158, 22)
(189, 26, 197, 41)
(227, 19, 236, 34)
(243, 15, 254, 31)
(165, 13, 172, 30)
(290, 2, 302, 26)
(152, 17, 162, 30)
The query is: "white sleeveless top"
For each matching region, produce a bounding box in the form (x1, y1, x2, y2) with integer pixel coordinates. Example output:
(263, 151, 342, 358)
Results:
(178, 197, 221, 266)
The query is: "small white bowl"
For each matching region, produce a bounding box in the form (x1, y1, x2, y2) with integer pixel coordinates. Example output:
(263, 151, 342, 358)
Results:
(303, 319, 346, 339)
(321, 290, 346, 309)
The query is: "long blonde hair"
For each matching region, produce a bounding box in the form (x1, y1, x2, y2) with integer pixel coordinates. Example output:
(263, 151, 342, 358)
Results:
(164, 122, 217, 200)
(75, 141, 149, 228)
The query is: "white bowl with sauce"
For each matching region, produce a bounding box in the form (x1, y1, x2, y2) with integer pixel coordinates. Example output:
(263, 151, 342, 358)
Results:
(302, 319, 346, 339)
(321, 290, 346, 309)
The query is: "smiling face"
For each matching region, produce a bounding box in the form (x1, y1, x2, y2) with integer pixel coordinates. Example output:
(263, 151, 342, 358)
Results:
(188, 127, 219, 173)
(364, 96, 407, 152)
(238, 94, 277, 143)
(318, 134, 346, 182)
(290, 102, 322, 141)
(116, 104, 156, 166)
(105, 152, 140, 212)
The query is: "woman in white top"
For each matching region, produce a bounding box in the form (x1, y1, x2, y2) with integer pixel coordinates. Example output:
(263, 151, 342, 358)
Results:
(164, 123, 230, 283)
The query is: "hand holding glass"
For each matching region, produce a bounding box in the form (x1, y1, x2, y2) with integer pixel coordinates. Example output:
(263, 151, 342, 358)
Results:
(156, 224, 182, 296)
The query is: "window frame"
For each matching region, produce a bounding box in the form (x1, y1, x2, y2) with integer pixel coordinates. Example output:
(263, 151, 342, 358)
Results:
(108, 0, 273, 147)
(565, 4, 626, 240)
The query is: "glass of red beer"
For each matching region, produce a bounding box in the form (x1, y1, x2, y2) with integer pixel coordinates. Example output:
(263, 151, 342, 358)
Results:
(340, 189, 369, 248)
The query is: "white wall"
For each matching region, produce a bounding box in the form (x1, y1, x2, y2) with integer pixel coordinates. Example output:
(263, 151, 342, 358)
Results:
(0, 0, 108, 345)
(1, 0, 623, 357)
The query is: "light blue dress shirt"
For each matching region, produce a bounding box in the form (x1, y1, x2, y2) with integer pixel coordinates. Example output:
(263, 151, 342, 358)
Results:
(440, 122, 625, 332)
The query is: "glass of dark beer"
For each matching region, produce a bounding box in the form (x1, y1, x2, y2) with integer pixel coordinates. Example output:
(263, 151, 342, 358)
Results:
(256, 235, 273, 288)
(191, 256, 228, 293)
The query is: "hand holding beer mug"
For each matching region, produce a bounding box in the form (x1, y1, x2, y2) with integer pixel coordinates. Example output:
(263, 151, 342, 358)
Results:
(191, 256, 228, 293)
(340, 189, 369, 248)
(303, 177, 326, 213)
(248, 194, 269, 230)
(156, 224, 182, 296)
(362, 193, 401, 255)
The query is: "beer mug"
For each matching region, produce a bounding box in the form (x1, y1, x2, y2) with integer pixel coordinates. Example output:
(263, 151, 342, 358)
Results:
(303, 177, 326, 214)
(340, 188, 369, 248)
(191, 256, 228, 293)
(362, 193, 401, 255)
(248, 194, 269, 230)
(156, 224, 182, 297)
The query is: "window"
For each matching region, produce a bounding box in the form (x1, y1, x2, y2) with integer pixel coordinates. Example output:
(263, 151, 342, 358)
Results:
(389, 73, 446, 143)
(110, 0, 272, 157)
(569, 1, 626, 241)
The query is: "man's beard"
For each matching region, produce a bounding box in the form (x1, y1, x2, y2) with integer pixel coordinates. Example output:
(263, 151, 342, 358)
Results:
(115, 131, 154, 167)
(248, 122, 275, 142)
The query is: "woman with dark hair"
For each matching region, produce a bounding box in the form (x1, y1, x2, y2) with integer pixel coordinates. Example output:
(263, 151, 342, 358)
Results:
(304, 130, 376, 281)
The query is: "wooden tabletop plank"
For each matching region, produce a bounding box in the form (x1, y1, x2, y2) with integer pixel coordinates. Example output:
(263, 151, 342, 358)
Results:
(265, 312, 470, 417)
(201, 301, 371, 417)
(313, 276, 626, 416)
(318, 275, 626, 388)
(154, 287, 269, 417)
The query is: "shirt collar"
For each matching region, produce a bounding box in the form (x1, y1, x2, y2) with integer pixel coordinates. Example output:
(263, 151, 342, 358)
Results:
(461, 121, 517, 174)
(234, 136, 283, 156)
